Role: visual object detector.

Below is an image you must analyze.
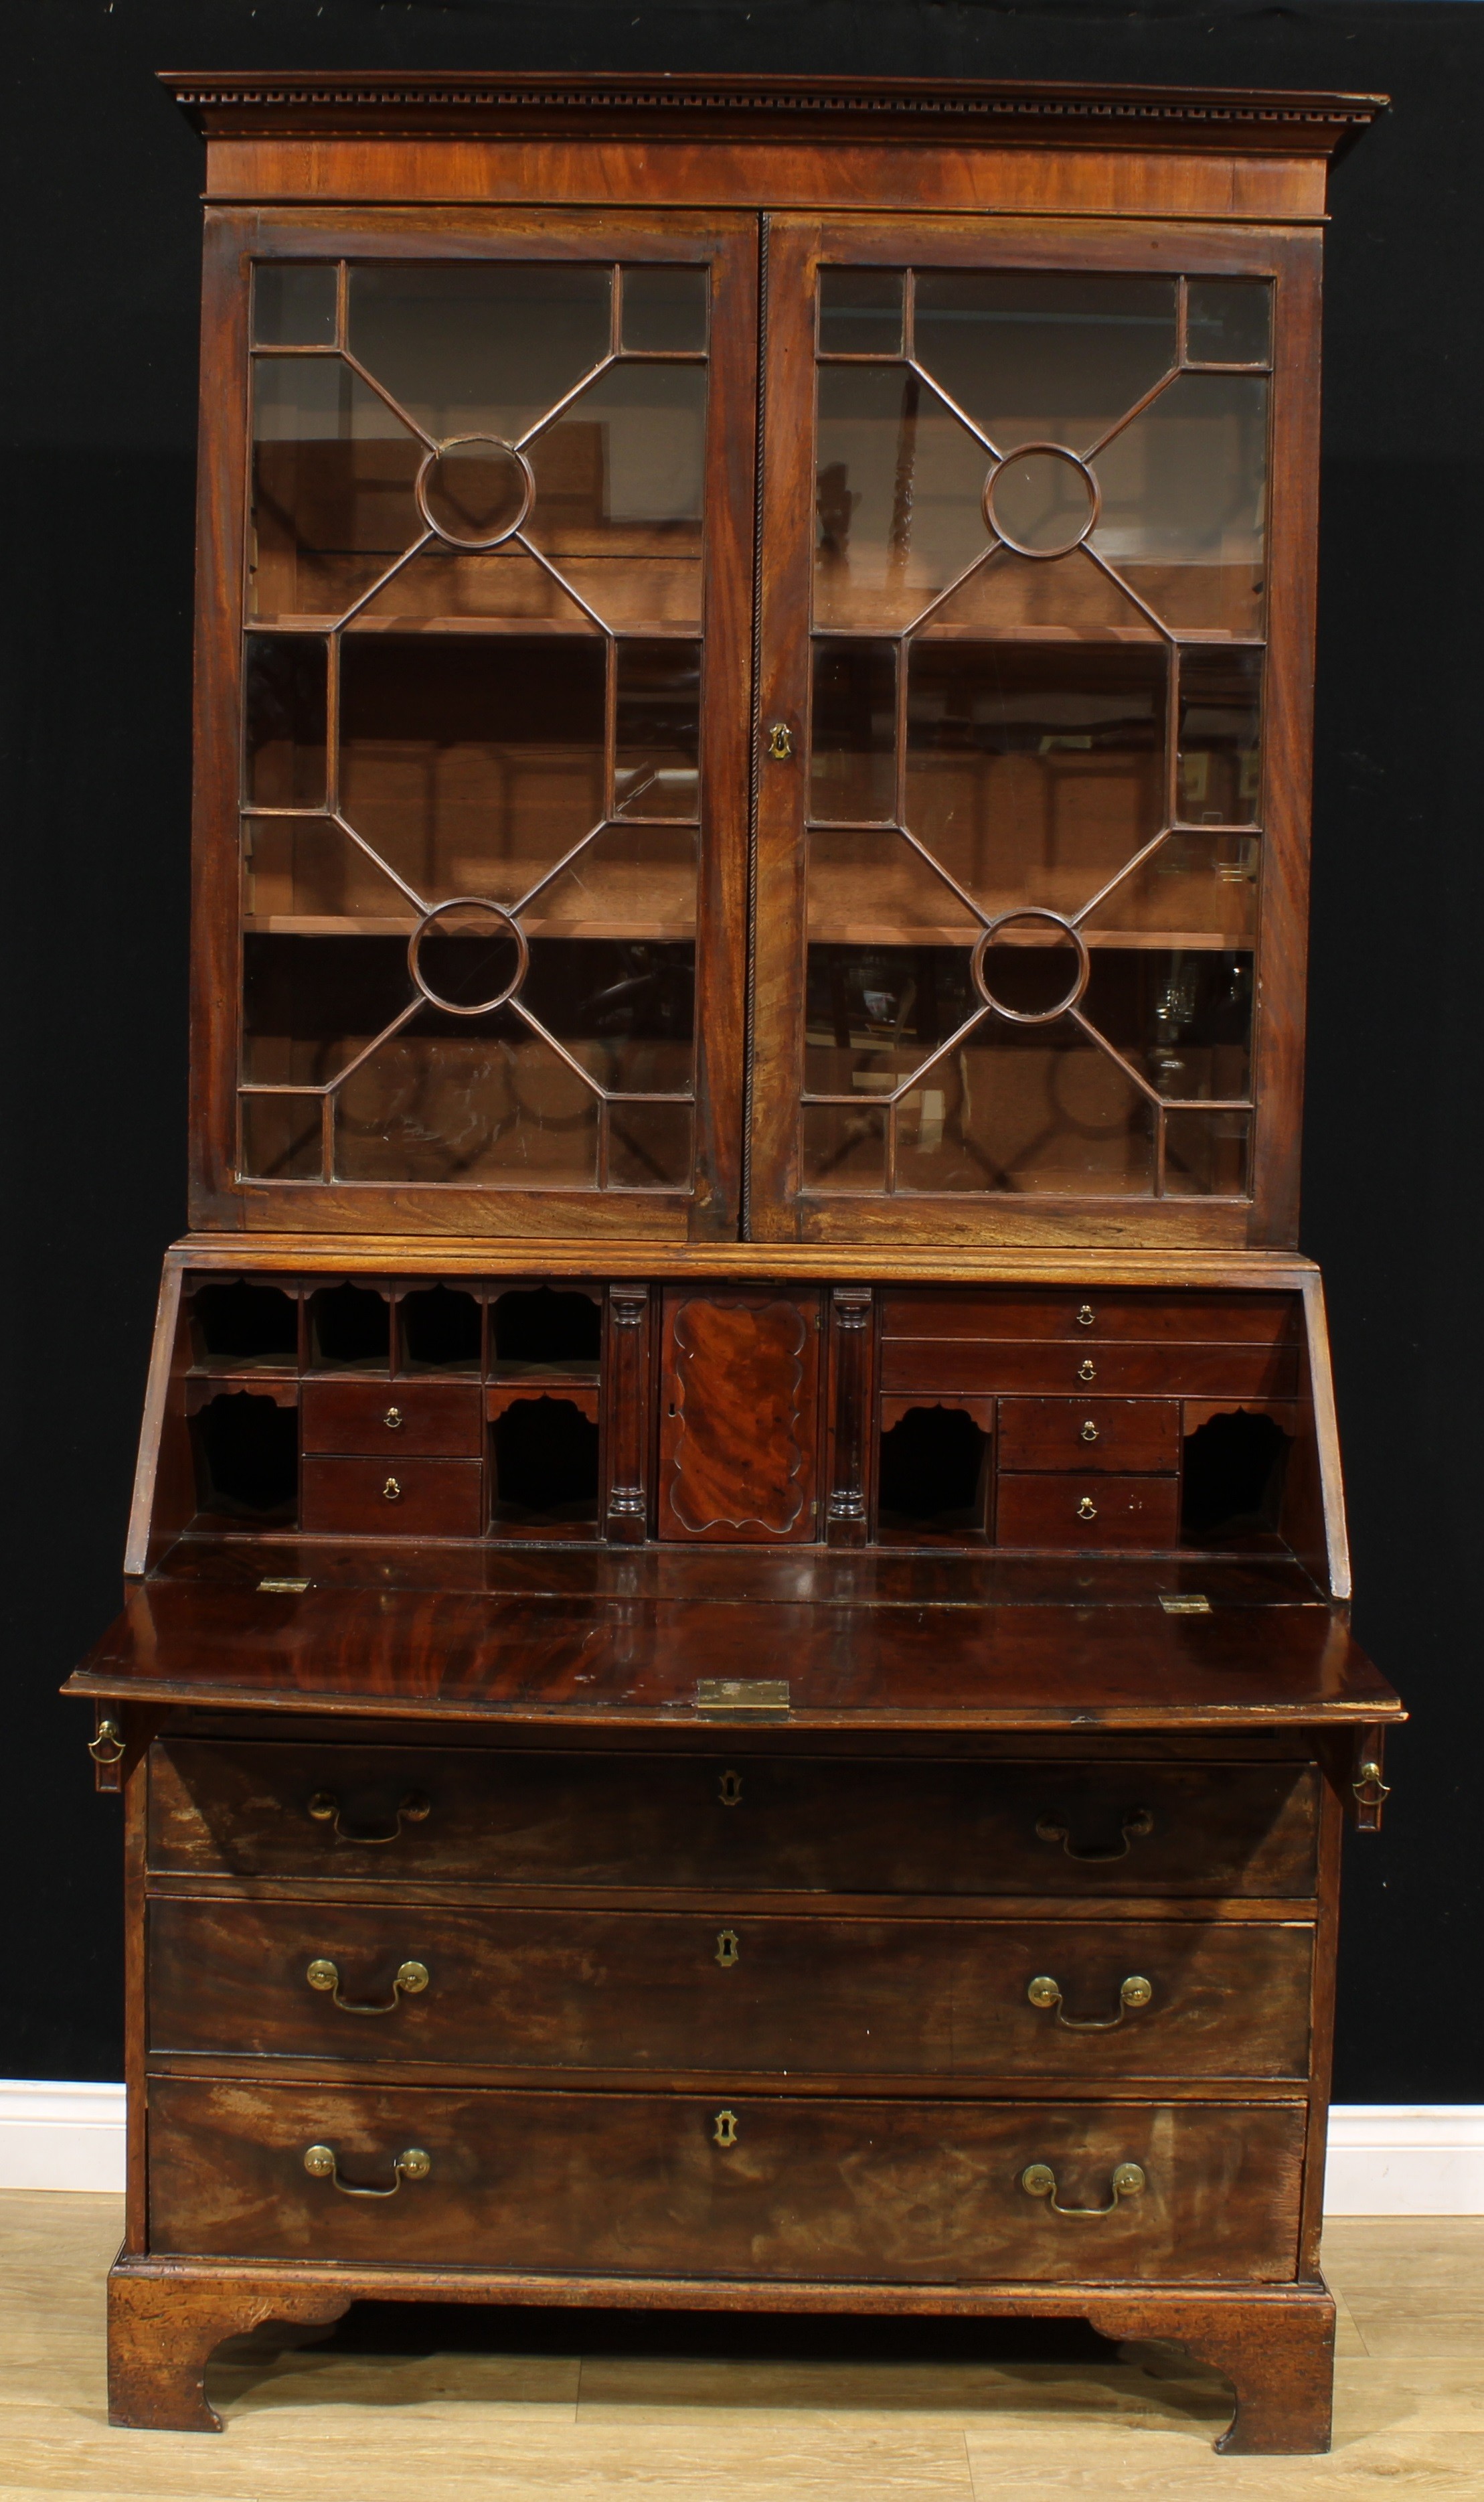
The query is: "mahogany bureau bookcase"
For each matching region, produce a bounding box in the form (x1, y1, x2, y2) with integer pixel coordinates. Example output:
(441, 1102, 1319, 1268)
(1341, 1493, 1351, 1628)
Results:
(66, 72, 1404, 2453)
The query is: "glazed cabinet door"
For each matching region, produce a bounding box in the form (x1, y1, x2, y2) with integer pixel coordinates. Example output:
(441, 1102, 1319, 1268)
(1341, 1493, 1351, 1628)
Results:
(749, 217, 1319, 1247)
(194, 209, 757, 1238)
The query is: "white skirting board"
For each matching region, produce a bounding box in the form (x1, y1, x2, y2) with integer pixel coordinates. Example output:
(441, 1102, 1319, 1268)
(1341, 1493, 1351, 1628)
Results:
(0, 2086, 1481, 2211)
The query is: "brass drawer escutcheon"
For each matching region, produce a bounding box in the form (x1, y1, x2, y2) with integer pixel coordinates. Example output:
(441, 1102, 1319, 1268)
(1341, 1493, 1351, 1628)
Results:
(306, 1956, 430, 2014)
(1076, 1495, 1098, 1521)
(1026, 1972, 1153, 2030)
(1079, 1419, 1099, 1442)
(712, 2108, 740, 2148)
(766, 721, 793, 761)
(1021, 2160, 1145, 2216)
(382, 1476, 403, 1502)
(714, 1929, 740, 1968)
(1036, 1808, 1154, 1863)
(1077, 1358, 1097, 1383)
(1076, 1304, 1096, 1328)
(307, 1790, 432, 1846)
(384, 1406, 404, 1431)
(718, 1770, 744, 1807)
(303, 2142, 430, 2197)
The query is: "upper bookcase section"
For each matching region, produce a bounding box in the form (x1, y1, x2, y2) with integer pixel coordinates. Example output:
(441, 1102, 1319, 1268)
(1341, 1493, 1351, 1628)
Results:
(170, 73, 1382, 1247)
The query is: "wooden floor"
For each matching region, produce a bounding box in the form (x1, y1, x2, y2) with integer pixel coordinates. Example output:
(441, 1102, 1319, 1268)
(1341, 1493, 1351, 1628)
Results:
(6, 2194, 1483, 2499)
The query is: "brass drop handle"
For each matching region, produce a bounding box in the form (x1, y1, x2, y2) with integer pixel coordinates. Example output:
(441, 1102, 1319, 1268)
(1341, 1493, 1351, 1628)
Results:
(303, 2142, 430, 2198)
(307, 1790, 431, 1846)
(88, 1717, 125, 1768)
(718, 1770, 744, 1808)
(1079, 1419, 1099, 1443)
(1078, 1359, 1097, 1384)
(766, 721, 793, 761)
(1076, 1304, 1096, 1328)
(382, 1476, 402, 1502)
(1021, 2160, 1146, 2216)
(1076, 1496, 1098, 1521)
(1354, 1759, 1390, 1810)
(714, 1929, 740, 1968)
(384, 1406, 404, 1431)
(307, 1957, 430, 2014)
(1036, 1808, 1154, 1863)
(713, 2108, 740, 2147)
(1027, 1973, 1153, 2031)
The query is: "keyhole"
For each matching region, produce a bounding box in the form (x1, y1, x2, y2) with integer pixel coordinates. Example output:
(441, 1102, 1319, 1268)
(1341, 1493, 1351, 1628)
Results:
(713, 2108, 739, 2148)
(718, 1770, 744, 1807)
(715, 1928, 740, 1967)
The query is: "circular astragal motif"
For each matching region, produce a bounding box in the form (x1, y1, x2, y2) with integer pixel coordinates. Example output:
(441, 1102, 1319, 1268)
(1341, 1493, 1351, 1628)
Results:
(408, 897, 529, 1018)
(972, 910, 1091, 1026)
(417, 436, 534, 550)
(984, 443, 1099, 560)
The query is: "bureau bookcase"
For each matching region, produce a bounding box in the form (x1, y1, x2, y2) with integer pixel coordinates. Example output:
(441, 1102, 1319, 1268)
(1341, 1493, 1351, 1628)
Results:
(68, 72, 1402, 2454)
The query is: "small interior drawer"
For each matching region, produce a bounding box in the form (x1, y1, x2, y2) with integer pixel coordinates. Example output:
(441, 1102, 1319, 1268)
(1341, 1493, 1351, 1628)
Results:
(880, 1342, 1301, 1400)
(997, 1397, 1180, 1474)
(301, 1380, 482, 1457)
(300, 1456, 483, 1537)
(881, 1291, 1300, 1345)
(995, 1473, 1181, 1550)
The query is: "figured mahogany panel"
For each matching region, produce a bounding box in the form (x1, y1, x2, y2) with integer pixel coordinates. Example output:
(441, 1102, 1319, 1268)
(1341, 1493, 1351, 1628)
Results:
(657, 1293, 821, 1541)
(148, 1898, 1313, 2083)
(146, 2077, 1305, 2282)
(146, 1741, 1319, 1897)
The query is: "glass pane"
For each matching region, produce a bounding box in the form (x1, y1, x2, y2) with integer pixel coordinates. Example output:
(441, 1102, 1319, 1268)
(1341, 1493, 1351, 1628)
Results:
(251, 358, 421, 619)
(242, 933, 410, 1086)
(808, 830, 979, 947)
(622, 266, 708, 354)
(818, 268, 904, 358)
(815, 366, 991, 630)
(346, 264, 611, 443)
(244, 637, 327, 807)
(892, 1019, 1156, 1195)
(926, 544, 1155, 637)
(526, 939, 694, 1095)
(240, 1093, 322, 1180)
(529, 825, 698, 941)
(1165, 1107, 1252, 1195)
(353, 543, 598, 629)
(1179, 647, 1263, 825)
(904, 643, 1167, 921)
(607, 1099, 694, 1187)
(801, 1103, 886, 1191)
(339, 635, 605, 907)
(1090, 374, 1268, 635)
(244, 816, 416, 929)
(914, 272, 1177, 455)
(615, 642, 701, 819)
(811, 641, 896, 822)
(334, 1004, 600, 1184)
(1082, 946, 1253, 1100)
(804, 943, 978, 1095)
(253, 264, 337, 347)
(1081, 832, 1259, 949)
(1186, 280, 1271, 367)
(526, 363, 707, 630)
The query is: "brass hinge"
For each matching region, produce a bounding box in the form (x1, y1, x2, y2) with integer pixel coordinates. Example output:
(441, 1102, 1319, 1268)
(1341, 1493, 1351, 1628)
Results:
(695, 1678, 791, 1720)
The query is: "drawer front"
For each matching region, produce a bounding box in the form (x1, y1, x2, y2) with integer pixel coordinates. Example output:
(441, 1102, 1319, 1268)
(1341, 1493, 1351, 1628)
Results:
(882, 1342, 1301, 1399)
(882, 1291, 1300, 1345)
(996, 1474, 1181, 1550)
(997, 1398, 1180, 1474)
(148, 1901, 1314, 2082)
(301, 1381, 482, 1458)
(147, 2078, 1305, 2282)
(300, 1456, 483, 1537)
(148, 1745, 1319, 1899)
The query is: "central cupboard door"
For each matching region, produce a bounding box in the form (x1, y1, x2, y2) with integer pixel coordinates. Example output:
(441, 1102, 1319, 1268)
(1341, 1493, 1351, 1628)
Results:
(207, 210, 758, 1239)
(748, 216, 1314, 1249)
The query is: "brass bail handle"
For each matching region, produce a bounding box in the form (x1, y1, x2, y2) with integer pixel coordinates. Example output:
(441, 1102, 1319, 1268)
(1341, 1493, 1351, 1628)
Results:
(1021, 2160, 1146, 2217)
(1036, 1808, 1153, 1864)
(307, 1957, 430, 2015)
(1027, 1973, 1153, 2031)
(303, 2142, 431, 2198)
(88, 1716, 125, 1768)
(307, 1790, 432, 1846)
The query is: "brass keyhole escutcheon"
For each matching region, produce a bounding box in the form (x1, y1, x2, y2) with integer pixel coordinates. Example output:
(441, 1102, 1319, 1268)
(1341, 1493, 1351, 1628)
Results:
(1079, 1419, 1099, 1443)
(383, 1477, 402, 1502)
(384, 1406, 404, 1431)
(766, 721, 793, 761)
(1076, 1304, 1096, 1328)
(1077, 1359, 1096, 1384)
(715, 1929, 740, 1968)
(713, 2108, 740, 2148)
(1077, 1495, 1098, 1522)
(718, 1770, 744, 1808)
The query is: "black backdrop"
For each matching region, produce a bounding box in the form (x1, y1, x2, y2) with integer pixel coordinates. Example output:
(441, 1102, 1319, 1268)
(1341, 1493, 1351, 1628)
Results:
(5, 0, 1481, 2098)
